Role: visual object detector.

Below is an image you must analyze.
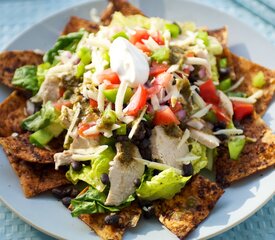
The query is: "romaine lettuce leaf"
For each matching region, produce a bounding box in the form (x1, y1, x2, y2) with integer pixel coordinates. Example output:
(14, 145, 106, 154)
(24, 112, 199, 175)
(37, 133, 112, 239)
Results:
(12, 65, 39, 94)
(190, 141, 208, 174)
(43, 30, 85, 63)
(66, 147, 115, 192)
(71, 186, 134, 217)
(37, 62, 51, 87)
(21, 101, 58, 131)
(136, 168, 191, 201)
(110, 12, 150, 29)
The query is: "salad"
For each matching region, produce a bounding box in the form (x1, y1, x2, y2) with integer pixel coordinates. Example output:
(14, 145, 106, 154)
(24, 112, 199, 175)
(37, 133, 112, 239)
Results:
(2, 5, 271, 238)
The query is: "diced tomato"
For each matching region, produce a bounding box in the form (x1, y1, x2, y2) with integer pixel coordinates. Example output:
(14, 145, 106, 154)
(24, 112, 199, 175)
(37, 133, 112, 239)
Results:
(170, 101, 183, 113)
(97, 69, 120, 84)
(124, 84, 148, 116)
(212, 105, 231, 123)
(104, 82, 120, 89)
(199, 79, 220, 105)
(89, 99, 98, 108)
(135, 42, 151, 55)
(130, 30, 150, 45)
(183, 67, 190, 75)
(53, 101, 72, 111)
(153, 106, 180, 125)
(232, 101, 254, 121)
(153, 72, 173, 88)
(59, 87, 65, 97)
(186, 52, 195, 57)
(152, 32, 165, 45)
(78, 122, 99, 138)
(147, 85, 162, 97)
(149, 62, 169, 77)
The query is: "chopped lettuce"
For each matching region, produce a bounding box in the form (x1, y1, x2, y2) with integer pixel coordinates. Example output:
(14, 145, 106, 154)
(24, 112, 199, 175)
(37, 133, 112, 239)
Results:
(151, 47, 170, 63)
(21, 101, 58, 131)
(136, 168, 190, 201)
(190, 141, 208, 174)
(12, 65, 39, 94)
(209, 54, 219, 82)
(37, 62, 51, 87)
(71, 186, 134, 217)
(207, 36, 223, 55)
(43, 30, 85, 63)
(110, 12, 150, 29)
(66, 147, 115, 192)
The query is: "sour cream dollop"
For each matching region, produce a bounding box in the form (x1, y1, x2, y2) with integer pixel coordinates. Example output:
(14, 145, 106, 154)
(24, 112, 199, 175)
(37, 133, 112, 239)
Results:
(109, 37, 149, 87)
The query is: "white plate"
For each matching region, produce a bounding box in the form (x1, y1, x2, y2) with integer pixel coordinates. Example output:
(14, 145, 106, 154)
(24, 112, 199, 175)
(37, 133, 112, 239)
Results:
(0, 0, 274, 239)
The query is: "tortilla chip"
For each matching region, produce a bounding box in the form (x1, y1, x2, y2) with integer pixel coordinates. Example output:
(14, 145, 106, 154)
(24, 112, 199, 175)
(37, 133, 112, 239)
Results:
(5, 152, 68, 198)
(0, 133, 60, 164)
(0, 51, 43, 89)
(101, 0, 145, 26)
(154, 175, 224, 239)
(62, 16, 99, 35)
(207, 26, 228, 47)
(216, 112, 275, 187)
(0, 91, 27, 137)
(230, 53, 275, 116)
(79, 202, 142, 240)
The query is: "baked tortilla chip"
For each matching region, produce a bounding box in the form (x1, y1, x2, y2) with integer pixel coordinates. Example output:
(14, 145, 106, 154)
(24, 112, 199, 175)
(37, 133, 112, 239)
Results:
(62, 16, 99, 35)
(5, 152, 68, 198)
(0, 91, 27, 137)
(0, 133, 60, 164)
(0, 51, 43, 89)
(207, 26, 228, 47)
(230, 53, 275, 116)
(101, 0, 145, 26)
(216, 113, 275, 187)
(154, 175, 224, 239)
(78, 202, 141, 240)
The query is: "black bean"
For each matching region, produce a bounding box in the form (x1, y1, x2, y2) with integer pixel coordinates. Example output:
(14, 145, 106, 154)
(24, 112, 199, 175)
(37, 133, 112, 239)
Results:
(104, 214, 120, 226)
(143, 205, 155, 219)
(217, 134, 228, 141)
(71, 161, 82, 172)
(62, 185, 73, 197)
(61, 196, 71, 208)
(100, 173, 110, 185)
(182, 163, 194, 176)
(213, 121, 227, 131)
(51, 188, 64, 199)
(140, 147, 152, 161)
(219, 67, 230, 77)
(137, 198, 151, 207)
(116, 135, 129, 142)
(145, 127, 152, 138)
(134, 178, 141, 188)
(233, 120, 244, 130)
(195, 88, 200, 94)
(70, 188, 80, 198)
(139, 139, 150, 149)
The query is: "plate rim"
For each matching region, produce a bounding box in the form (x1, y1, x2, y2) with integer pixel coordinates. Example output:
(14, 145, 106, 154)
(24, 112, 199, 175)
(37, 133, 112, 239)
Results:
(0, 0, 274, 239)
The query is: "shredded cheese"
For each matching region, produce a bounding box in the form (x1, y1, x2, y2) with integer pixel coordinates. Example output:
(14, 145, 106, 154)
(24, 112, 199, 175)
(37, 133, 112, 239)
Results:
(134, 157, 182, 175)
(176, 154, 200, 164)
(72, 145, 108, 160)
(225, 76, 244, 92)
(151, 94, 160, 111)
(128, 107, 147, 139)
(214, 128, 243, 136)
(142, 36, 160, 51)
(97, 83, 105, 112)
(190, 129, 220, 149)
(191, 104, 212, 118)
(116, 81, 128, 118)
(177, 129, 190, 149)
(63, 103, 81, 148)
